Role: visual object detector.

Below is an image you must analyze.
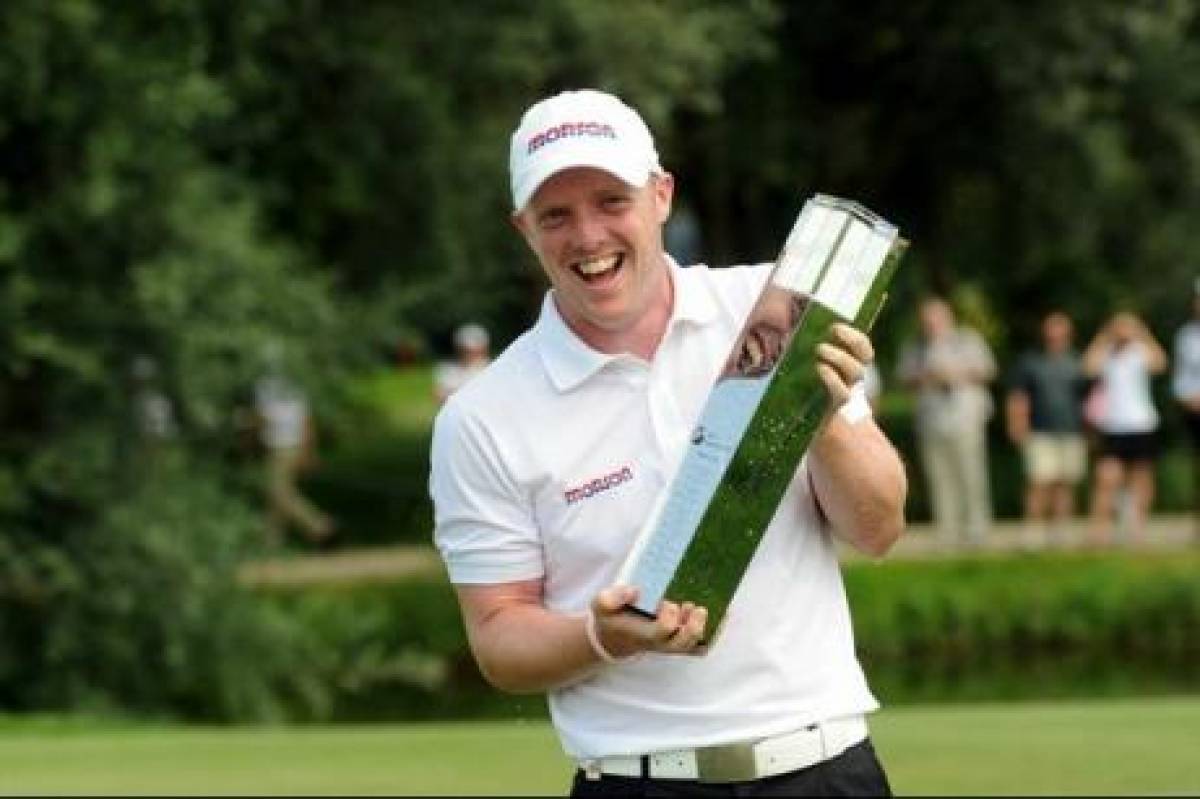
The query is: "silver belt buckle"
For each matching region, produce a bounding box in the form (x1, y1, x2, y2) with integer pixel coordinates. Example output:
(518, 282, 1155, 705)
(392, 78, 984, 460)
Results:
(695, 741, 759, 783)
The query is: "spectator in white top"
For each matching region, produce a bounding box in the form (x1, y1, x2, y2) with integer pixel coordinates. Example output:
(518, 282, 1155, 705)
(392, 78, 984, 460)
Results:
(1083, 311, 1168, 545)
(254, 351, 335, 547)
(130, 355, 178, 443)
(429, 89, 906, 796)
(434, 323, 492, 404)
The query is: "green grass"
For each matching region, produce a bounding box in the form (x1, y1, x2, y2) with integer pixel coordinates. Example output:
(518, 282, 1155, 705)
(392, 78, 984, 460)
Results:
(339, 366, 438, 436)
(1, 696, 1196, 795)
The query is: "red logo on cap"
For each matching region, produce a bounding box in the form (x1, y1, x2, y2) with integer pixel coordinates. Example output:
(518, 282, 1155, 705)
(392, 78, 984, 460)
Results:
(527, 122, 617, 155)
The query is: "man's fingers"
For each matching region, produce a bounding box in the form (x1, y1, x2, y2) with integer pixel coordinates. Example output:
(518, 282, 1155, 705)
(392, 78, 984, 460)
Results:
(591, 594, 710, 658)
(829, 323, 874, 363)
(816, 362, 852, 405)
(672, 607, 710, 654)
(676, 605, 708, 651)
(815, 343, 862, 387)
(653, 602, 709, 653)
(654, 601, 683, 642)
(594, 584, 638, 615)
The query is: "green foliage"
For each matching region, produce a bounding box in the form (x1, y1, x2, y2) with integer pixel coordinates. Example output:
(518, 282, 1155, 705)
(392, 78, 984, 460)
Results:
(0, 459, 327, 721)
(4, 0, 1200, 725)
(689, 0, 1200, 368)
(847, 553, 1200, 701)
(262, 579, 534, 721)
(243, 552, 1200, 721)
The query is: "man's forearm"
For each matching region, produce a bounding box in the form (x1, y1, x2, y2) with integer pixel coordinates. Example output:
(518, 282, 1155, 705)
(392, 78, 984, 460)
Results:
(808, 414, 907, 557)
(466, 603, 601, 694)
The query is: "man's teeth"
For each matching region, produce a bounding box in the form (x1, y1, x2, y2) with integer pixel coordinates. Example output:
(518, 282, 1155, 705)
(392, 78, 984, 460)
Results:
(745, 335, 764, 368)
(577, 254, 620, 276)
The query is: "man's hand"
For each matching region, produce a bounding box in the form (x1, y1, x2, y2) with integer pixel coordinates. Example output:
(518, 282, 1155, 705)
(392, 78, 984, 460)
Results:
(815, 323, 873, 406)
(1005, 391, 1031, 444)
(591, 584, 708, 659)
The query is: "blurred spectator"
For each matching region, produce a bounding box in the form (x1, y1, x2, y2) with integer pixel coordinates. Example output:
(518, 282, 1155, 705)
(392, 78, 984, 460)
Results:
(254, 353, 335, 547)
(130, 354, 178, 443)
(434, 323, 492, 404)
(1172, 279, 1200, 537)
(1082, 311, 1168, 545)
(897, 296, 996, 547)
(664, 201, 703, 266)
(1005, 311, 1090, 548)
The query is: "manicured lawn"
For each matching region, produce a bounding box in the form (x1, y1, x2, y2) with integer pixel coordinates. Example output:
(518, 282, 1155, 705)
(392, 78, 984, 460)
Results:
(0, 696, 1196, 795)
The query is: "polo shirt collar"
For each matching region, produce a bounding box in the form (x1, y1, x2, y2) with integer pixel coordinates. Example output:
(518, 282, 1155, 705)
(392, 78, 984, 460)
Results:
(534, 256, 720, 393)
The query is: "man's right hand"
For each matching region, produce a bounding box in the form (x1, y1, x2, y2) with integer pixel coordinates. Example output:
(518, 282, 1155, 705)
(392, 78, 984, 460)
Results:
(591, 584, 709, 659)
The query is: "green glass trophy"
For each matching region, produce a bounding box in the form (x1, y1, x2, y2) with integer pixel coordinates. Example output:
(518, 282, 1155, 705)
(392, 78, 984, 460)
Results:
(617, 194, 907, 644)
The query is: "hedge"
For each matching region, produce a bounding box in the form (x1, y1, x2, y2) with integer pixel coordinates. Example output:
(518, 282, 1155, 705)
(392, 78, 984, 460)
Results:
(302, 367, 1200, 548)
(259, 550, 1200, 721)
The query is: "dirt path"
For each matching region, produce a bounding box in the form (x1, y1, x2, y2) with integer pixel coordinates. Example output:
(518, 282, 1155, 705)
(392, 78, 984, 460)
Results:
(238, 513, 1198, 588)
(237, 545, 443, 587)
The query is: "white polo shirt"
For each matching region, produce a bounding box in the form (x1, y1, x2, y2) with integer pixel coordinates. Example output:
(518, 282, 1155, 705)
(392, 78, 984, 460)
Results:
(430, 260, 878, 759)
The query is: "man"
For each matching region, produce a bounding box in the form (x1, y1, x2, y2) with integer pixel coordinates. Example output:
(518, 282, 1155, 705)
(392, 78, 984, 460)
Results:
(433, 323, 492, 404)
(430, 89, 907, 796)
(1005, 311, 1089, 548)
(896, 297, 996, 548)
(254, 352, 335, 547)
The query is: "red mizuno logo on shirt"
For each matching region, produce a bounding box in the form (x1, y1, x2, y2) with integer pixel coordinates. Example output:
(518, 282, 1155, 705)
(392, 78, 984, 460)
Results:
(564, 465, 633, 505)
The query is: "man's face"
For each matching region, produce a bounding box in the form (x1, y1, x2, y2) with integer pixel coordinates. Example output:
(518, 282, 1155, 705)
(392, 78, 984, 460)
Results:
(1111, 312, 1137, 343)
(919, 299, 953, 339)
(513, 167, 674, 348)
(1042, 312, 1072, 353)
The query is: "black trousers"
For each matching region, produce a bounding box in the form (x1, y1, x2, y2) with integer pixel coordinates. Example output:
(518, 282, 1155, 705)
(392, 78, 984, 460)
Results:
(568, 738, 892, 797)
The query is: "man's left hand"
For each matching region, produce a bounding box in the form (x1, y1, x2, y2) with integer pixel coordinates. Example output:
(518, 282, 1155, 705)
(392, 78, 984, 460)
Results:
(815, 323, 874, 406)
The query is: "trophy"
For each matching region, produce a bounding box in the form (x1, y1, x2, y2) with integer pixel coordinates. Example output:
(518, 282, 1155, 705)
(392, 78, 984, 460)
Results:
(617, 194, 907, 643)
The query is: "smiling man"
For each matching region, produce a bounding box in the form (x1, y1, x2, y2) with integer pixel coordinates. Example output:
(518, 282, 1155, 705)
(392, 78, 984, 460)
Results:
(429, 89, 907, 797)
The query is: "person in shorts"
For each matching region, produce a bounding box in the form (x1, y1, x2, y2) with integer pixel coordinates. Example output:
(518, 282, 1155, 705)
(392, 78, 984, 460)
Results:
(1082, 311, 1168, 545)
(1005, 311, 1090, 547)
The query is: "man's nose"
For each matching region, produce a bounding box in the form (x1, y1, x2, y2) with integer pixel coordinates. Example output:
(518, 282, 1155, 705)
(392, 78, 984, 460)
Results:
(571, 210, 608, 252)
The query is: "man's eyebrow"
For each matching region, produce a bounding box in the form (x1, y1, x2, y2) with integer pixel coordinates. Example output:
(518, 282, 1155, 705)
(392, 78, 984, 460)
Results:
(536, 205, 568, 222)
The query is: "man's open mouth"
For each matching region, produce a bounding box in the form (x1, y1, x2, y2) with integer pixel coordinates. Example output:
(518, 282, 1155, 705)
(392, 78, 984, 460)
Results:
(736, 325, 784, 376)
(572, 253, 625, 284)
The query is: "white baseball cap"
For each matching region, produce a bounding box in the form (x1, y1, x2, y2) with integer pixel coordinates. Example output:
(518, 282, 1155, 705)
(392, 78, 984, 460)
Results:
(509, 89, 662, 211)
(455, 323, 489, 351)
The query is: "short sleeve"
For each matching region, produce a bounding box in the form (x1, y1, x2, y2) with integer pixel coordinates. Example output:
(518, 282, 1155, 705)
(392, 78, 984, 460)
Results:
(963, 329, 997, 376)
(429, 401, 544, 584)
(1007, 355, 1032, 393)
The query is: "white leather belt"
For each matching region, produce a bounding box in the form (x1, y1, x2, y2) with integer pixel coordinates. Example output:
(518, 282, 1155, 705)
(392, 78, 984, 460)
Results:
(580, 715, 868, 783)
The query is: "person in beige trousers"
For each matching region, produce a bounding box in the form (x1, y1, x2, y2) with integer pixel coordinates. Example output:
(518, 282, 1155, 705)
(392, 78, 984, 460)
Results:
(898, 297, 997, 547)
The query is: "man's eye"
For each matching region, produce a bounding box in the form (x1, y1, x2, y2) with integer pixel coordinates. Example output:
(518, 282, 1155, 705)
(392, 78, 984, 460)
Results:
(538, 211, 568, 230)
(602, 196, 631, 211)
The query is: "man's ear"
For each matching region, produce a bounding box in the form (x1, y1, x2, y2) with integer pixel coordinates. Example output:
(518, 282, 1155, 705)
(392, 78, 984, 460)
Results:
(511, 210, 534, 246)
(652, 172, 675, 225)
